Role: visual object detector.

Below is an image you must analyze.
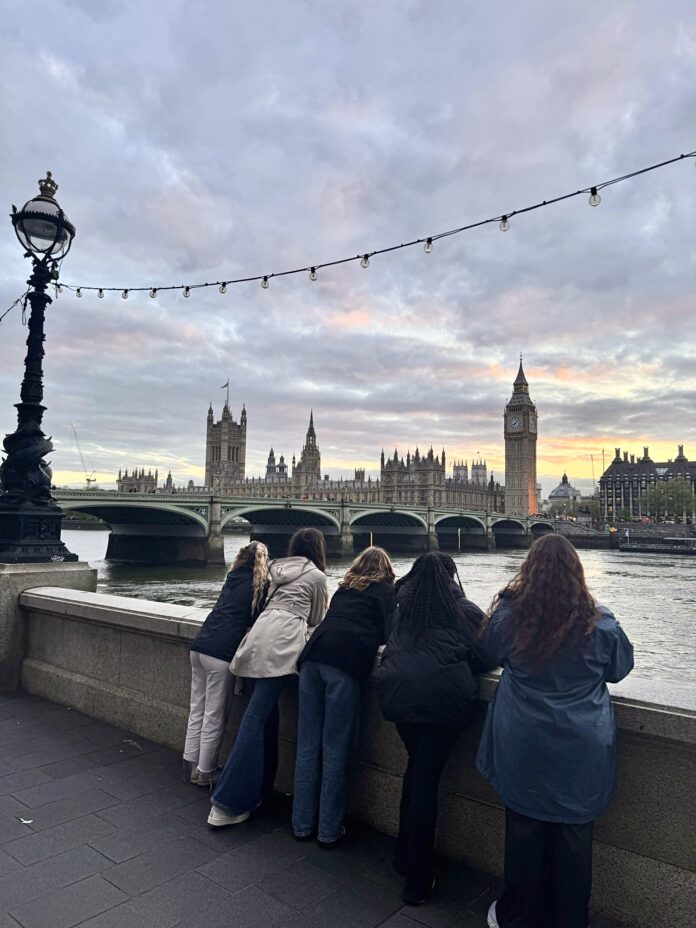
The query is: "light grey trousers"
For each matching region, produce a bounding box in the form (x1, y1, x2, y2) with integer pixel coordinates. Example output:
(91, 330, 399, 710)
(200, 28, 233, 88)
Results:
(183, 651, 232, 773)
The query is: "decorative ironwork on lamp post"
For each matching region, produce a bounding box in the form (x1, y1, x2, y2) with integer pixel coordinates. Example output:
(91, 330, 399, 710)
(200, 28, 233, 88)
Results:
(0, 172, 78, 563)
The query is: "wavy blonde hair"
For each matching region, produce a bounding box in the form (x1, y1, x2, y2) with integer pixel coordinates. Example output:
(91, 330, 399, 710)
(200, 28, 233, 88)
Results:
(340, 546, 395, 592)
(231, 541, 270, 611)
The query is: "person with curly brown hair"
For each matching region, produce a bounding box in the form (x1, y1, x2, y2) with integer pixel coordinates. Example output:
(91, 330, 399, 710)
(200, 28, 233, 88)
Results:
(475, 533, 634, 928)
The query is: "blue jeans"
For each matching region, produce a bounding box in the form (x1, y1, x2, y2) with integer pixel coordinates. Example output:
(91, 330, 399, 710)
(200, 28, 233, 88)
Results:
(212, 675, 289, 816)
(292, 660, 362, 842)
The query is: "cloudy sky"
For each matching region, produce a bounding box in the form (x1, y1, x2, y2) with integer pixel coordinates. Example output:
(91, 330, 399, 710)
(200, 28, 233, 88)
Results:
(1, 0, 695, 496)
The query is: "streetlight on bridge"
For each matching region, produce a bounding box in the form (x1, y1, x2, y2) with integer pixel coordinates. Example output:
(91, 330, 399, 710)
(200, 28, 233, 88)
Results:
(0, 173, 77, 562)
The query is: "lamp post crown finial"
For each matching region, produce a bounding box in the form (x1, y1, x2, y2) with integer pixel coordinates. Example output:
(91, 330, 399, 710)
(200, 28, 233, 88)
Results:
(38, 172, 58, 200)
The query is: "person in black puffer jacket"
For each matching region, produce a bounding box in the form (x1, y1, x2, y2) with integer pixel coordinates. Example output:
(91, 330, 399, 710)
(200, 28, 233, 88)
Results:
(182, 541, 269, 787)
(292, 546, 396, 848)
(378, 552, 486, 906)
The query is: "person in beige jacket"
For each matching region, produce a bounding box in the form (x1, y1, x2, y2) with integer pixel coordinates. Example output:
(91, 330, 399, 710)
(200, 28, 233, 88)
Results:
(208, 528, 328, 827)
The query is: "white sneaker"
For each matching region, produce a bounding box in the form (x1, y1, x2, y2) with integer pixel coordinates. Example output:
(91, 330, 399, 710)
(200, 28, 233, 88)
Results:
(207, 805, 250, 827)
(487, 901, 500, 928)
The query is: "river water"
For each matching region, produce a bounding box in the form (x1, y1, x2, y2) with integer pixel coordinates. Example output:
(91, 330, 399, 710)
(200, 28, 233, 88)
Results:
(63, 529, 695, 685)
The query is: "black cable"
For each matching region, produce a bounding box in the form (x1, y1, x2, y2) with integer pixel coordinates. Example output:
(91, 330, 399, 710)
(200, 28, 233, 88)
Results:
(61, 149, 696, 296)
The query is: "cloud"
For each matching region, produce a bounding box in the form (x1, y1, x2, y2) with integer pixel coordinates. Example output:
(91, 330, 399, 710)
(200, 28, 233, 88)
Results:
(1, 0, 695, 500)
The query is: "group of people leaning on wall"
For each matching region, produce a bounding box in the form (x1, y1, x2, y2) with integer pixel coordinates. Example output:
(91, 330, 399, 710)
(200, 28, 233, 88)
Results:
(182, 528, 634, 928)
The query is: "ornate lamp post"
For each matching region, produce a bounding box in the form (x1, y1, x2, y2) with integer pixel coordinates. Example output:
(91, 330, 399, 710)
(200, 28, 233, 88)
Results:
(0, 172, 77, 563)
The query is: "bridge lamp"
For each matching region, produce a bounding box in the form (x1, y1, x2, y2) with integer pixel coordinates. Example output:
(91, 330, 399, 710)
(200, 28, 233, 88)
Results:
(0, 173, 77, 563)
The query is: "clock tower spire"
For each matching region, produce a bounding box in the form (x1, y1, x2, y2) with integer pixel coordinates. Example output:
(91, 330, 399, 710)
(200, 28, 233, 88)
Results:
(504, 357, 538, 515)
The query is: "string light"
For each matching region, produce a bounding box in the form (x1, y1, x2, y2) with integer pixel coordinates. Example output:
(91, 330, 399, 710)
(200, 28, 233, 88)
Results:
(121, 289, 128, 299)
(59, 149, 696, 298)
(149, 288, 157, 298)
(57, 284, 64, 293)
(76, 288, 82, 297)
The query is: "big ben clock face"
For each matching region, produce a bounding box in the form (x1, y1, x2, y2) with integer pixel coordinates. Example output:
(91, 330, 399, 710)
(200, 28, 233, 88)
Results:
(529, 414, 537, 433)
(508, 415, 522, 432)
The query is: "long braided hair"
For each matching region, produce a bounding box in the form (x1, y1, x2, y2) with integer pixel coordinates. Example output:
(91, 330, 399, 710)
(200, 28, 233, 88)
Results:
(489, 533, 599, 663)
(396, 552, 462, 637)
(230, 541, 270, 612)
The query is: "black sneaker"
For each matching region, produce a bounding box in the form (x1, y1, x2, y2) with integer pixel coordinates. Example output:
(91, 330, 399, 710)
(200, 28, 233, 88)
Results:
(402, 874, 437, 906)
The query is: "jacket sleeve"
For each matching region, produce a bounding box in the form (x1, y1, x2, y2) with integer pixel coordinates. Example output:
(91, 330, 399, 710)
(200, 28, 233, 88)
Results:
(379, 588, 397, 644)
(605, 622, 634, 683)
(467, 607, 506, 673)
(307, 572, 329, 628)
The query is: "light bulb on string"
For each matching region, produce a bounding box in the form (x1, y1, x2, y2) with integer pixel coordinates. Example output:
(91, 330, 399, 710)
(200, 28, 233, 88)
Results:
(219, 282, 227, 294)
(261, 276, 269, 289)
(57, 284, 63, 293)
(499, 216, 510, 232)
(76, 288, 82, 298)
(589, 187, 601, 207)
(309, 267, 317, 281)
(360, 255, 370, 268)
(183, 286, 190, 298)
(98, 289, 104, 298)
(121, 289, 128, 300)
(424, 238, 433, 253)
(149, 288, 157, 298)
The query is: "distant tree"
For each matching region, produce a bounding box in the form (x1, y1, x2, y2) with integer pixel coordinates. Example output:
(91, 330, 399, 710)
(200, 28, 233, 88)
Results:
(617, 507, 633, 522)
(640, 479, 694, 519)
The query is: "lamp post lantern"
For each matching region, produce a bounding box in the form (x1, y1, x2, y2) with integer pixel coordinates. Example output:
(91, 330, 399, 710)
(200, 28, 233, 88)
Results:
(0, 172, 78, 563)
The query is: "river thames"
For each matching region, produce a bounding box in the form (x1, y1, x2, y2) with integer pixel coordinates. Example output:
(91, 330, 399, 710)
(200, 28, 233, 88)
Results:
(63, 529, 695, 685)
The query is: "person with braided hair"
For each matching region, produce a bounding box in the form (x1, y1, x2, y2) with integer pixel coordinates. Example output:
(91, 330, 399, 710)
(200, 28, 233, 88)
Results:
(475, 533, 634, 928)
(378, 552, 486, 906)
(183, 541, 270, 788)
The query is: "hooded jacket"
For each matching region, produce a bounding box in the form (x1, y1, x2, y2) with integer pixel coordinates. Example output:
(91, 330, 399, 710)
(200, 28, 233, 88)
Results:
(190, 566, 262, 664)
(475, 597, 634, 823)
(231, 556, 328, 679)
(377, 580, 486, 727)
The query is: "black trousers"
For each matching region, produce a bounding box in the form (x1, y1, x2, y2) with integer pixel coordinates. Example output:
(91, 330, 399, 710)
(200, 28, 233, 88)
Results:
(497, 807, 594, 928)
(395, 722, 460, 897)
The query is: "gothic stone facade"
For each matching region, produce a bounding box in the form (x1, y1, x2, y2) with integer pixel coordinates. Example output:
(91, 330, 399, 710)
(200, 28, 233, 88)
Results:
(504, 361, 538, 515)
(117, 468, 158, 493)
(204, 402, 247, 488)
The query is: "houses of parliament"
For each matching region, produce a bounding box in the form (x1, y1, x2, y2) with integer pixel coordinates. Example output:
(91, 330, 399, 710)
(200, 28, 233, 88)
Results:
(118, 362, 539, 516)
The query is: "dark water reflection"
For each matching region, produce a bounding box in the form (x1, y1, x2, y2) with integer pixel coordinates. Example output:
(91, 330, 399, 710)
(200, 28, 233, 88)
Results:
(63, 530, 695, 685)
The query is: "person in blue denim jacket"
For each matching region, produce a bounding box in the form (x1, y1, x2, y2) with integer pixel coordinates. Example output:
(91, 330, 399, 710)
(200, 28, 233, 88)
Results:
(474, 534, 634, 928)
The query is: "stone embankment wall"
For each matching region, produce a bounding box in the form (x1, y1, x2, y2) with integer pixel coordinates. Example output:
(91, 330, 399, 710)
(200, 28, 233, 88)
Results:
(13, 587, 696, 928)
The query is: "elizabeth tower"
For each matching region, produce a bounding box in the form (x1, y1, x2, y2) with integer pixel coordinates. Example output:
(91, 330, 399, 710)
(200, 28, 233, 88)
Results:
(504, 360, 538, 515)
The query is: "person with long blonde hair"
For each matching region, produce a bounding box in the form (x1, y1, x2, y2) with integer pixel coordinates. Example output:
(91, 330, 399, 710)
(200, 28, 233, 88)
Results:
(475, 534, 634, 928)
(183, 541, 270, 787)
(292, 545, 396, 847)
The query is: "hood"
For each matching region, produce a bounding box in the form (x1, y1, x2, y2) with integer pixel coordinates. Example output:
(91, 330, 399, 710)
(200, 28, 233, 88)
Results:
(269, 556, 315, 586)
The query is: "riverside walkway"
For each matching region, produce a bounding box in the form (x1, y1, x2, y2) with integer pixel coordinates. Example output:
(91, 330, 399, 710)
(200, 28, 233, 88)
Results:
(0, 693, 624, 928)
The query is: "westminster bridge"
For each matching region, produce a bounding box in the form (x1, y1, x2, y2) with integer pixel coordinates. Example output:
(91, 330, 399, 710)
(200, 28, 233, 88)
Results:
(55, 489, 554, 565)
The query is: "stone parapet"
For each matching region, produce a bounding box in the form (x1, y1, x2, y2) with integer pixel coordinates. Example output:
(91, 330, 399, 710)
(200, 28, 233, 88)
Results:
(16, 587, 696, 928)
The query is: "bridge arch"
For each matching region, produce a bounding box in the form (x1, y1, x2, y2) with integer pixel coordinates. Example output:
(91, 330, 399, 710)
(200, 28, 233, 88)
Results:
(490, 517, 527, 534)
(349, 510, 428, 532)
(530, 520, 555, 536)
(434, 514, 487, 533)
(59, 499, 210, 534)
(220, 505, 341, 533)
